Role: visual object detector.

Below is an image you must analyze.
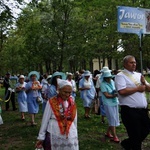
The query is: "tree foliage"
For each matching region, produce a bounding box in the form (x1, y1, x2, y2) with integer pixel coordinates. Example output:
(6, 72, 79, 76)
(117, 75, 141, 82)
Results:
(1, 0, 150, 75)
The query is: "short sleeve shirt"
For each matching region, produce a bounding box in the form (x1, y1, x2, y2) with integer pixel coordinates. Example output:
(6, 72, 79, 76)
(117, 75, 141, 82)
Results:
(115, 69, 147, 108)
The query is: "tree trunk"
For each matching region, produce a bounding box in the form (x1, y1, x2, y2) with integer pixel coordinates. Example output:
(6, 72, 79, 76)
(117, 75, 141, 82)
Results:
(108, 57, 112, 69)
(115, 59, 119, 70)
(89, 59, 93, 73)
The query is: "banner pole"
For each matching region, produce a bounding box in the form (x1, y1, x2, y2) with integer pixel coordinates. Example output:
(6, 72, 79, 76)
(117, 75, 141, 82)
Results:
(139, 33, 143, 74)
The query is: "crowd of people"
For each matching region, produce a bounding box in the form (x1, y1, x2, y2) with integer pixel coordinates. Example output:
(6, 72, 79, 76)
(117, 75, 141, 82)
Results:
(0, 55, 150, 150)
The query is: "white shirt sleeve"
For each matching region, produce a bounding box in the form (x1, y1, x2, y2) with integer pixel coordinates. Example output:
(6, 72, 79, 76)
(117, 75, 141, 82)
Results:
(37, 101, 52, 140)
(41, 84, 47, 94)
(72, 80, 77, 92)
(95, 78, 100, 88)
(115, 74, 127, 91)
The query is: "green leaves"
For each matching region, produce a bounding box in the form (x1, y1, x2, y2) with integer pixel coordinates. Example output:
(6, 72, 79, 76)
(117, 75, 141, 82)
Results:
(1, 0, 150, 74)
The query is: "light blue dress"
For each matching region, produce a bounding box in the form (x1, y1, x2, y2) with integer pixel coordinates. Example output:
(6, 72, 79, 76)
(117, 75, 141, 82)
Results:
(25, 81, 41, 114)
(42, 83, 51, 113)
(67, 79, 76, 101)
(16, 82, 28, 112)
(47, 85, 57, 99)
(79, 77, 96, 107)
(100, 79, 120, 126)
(100, 80, 118, 106)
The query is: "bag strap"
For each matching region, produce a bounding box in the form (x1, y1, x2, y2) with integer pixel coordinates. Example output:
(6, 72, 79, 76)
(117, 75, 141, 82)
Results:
(121, 71, 141, 86)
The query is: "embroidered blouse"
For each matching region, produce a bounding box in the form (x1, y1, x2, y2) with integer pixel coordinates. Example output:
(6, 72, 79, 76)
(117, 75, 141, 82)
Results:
(37, 96, 77, 140)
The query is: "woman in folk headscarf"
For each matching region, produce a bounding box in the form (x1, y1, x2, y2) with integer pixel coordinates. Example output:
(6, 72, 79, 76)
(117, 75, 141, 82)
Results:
(79, 70, 96, 118)
(25, 71, 42, 126)
(35, 79, 78, 150)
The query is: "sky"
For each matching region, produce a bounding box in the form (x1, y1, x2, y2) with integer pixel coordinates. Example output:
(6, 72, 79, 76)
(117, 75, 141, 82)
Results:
(3, 0, 31, 18)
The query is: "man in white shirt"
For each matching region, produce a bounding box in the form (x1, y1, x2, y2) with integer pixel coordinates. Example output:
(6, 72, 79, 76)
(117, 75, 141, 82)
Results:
(115, 55, 150, 150)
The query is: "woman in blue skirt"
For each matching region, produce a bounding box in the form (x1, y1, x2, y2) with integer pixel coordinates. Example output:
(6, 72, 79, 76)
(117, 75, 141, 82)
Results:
(100, 67, 120, 143)
(25, 71, 42, 126)
(16, 75, 28, 120)
(79, 70, 96, 118)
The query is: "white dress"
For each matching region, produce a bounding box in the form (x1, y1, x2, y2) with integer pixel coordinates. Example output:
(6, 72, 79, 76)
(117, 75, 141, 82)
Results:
(37, 99, 79, 150)
(67, 79, 77, 100)
(79, 78, 96, 107)
(0, 115, 3, 125)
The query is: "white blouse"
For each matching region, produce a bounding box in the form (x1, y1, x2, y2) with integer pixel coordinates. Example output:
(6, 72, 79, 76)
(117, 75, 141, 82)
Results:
(37, 100, 78, 141)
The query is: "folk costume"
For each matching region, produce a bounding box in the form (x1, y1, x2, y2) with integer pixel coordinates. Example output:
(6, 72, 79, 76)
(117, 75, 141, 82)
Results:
(79, 71, 96, 107)
(16, 80, 28, 113)
(100, 79, 120, 126)
(37, 79, 79, 150)
(25, 71, 42, 114)
(100, 68, 120, 143)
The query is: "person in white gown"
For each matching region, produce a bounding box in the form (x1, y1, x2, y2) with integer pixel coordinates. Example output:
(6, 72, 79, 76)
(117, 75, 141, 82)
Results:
(35, 79, 79, 150)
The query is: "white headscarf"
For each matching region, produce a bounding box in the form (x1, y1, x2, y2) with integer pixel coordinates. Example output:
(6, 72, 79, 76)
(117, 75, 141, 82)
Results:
(57, 79, 72, 89)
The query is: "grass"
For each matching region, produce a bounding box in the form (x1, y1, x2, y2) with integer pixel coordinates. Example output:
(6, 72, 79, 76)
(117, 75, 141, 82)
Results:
(1, 77, 150, 150)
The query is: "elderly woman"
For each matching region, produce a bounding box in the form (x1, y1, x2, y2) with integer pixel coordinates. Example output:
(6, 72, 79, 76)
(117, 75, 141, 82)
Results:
(15, 75, 28, 120)
(25, 71, 42, 126)
(79, 70, 96, 118)
(35, 79, 78, 150)
(100, 68, 120, 143)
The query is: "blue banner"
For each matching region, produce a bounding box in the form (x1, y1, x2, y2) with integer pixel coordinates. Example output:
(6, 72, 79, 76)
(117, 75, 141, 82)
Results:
(117, 6, 150, 34)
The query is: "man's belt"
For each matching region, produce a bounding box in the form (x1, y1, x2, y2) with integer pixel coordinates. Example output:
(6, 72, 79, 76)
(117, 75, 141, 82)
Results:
(121, 105, 147, 110)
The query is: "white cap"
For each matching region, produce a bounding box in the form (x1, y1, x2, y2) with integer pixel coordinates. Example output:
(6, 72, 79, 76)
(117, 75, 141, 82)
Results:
(19, 75, 25, 79)
(46, 75, 52, 80)
(57, 79, 72, 89)
(101, 66, 111, 72)
(67, 73, 73, 76)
